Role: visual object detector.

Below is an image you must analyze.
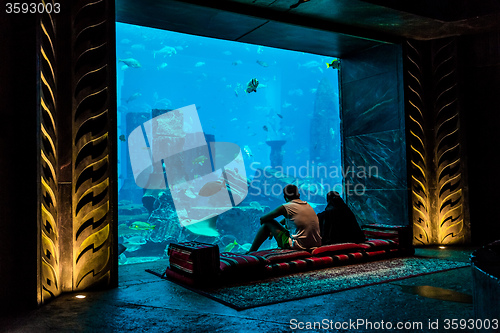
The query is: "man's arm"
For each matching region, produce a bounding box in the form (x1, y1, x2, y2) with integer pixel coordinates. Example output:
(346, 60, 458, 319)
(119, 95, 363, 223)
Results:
(260, 205, 287, 225)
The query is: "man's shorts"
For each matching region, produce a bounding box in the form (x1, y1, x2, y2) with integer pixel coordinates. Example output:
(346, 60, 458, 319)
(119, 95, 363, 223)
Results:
(276, 230, 291, 249)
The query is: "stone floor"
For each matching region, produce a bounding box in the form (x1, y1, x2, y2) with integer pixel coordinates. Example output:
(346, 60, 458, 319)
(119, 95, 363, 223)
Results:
(1, 247, 478, 332)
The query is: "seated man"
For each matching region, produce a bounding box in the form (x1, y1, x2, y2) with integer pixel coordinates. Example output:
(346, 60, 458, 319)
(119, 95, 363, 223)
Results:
(317, 191, 366, 245)
(247, 184, 321, 252)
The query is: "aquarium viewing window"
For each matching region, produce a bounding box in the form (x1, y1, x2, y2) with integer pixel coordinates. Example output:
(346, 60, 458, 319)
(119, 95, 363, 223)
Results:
(116, 22, 341, 265)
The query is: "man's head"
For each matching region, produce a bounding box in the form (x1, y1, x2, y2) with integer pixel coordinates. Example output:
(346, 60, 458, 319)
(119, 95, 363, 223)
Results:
(283, 184, 300, 202)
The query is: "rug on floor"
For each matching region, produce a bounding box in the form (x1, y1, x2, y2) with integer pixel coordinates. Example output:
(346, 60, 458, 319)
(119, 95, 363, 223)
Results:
(146, 256, 469, 310)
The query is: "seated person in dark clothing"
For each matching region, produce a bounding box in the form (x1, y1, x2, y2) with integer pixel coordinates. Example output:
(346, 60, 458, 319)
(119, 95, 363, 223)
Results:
(317, 191, 366, 245)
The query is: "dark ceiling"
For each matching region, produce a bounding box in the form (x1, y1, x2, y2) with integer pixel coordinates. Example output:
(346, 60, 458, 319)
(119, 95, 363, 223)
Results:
(116, 0, 500, 57)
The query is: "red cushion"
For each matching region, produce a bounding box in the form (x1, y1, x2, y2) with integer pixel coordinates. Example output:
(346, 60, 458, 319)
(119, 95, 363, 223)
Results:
(305, 256, 335, 268)
(311, 243, 365, 256)
(164, 267, 196, 286)
(250, 248, 312, 263)
(265, 259, 310, 273)
(219, 252, 267, 273)
(359, 239, 398, 250)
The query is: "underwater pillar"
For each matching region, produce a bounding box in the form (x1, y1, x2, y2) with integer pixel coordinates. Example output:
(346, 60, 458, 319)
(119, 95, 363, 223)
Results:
(266, 140, 286, 169)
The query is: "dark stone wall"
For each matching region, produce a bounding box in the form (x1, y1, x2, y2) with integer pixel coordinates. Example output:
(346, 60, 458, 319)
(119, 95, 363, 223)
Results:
(340, 44, 408, 227)
(461, 30, 500, 245)
(0, 14, 40, 311)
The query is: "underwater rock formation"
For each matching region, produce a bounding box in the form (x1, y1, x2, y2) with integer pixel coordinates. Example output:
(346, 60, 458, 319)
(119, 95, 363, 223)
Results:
(146, 190, 183, 244)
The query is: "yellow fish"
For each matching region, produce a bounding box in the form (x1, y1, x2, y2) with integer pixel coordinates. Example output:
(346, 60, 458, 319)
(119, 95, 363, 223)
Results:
(224, 240, 239, 253)
(129, 221, 155, 231)
(326, 59, 340, 70)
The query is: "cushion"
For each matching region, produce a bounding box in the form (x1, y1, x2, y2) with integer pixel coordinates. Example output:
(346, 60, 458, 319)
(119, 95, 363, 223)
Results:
(311, 243, 365, 256)
(364, 248, 400, 259)
(265, 259, 311, 273)
(250, 248, 312, 263)
(303, 256, 335, 268)
(164, 267, 196, 286)
(219, 252, 267, 273)
(359, 239, 398, 250)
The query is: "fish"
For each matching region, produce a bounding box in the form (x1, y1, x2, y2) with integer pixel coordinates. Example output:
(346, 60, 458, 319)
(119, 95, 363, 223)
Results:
(329, 127, 335, 138)
(276, 113, 283, 119)
(193, 155, 208, 165)
(393, 284, 473, 303)
(118, 58, 141, 68)
(243, 145, 253, 157)
(198, 180, 226, 197)
(326, 59, 340, 70)
(181, 215, 219, 237)
(282, 102, 292, 108)
(123, 236, 147, 252)
(119, 135, 126, 142)
(309, 88, 317, 94)
(232, 60, 243, 66)
(120, 65, 129, 71)
(246, 78, 259, 93)
(126, 92, 141, 104)
(129, 221, 155, 231)
(131, 44, 145, 50)
(224, 240, 239, 252)
(263, 125, 269, 132)
(249, 201, 264, 211)
(157, 62, 168, 70)
(195, 61, 205, 67)
(154, 45, 177, 58)
(118, 223, 144, 236)
(256, 60, 269, 67)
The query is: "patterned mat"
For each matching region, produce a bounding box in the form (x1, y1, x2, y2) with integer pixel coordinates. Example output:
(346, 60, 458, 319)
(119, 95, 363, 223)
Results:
(146, 256, 469, 310)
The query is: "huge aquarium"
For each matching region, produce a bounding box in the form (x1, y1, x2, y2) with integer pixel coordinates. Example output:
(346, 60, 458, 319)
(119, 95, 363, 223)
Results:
(116, 22, 341, 265)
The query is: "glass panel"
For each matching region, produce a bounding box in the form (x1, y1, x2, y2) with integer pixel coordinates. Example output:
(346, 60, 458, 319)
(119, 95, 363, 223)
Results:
(116, 22, 341, 264)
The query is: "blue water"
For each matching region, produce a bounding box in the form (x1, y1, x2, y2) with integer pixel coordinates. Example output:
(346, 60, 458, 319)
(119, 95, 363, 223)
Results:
(116, 22, 341, 264)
